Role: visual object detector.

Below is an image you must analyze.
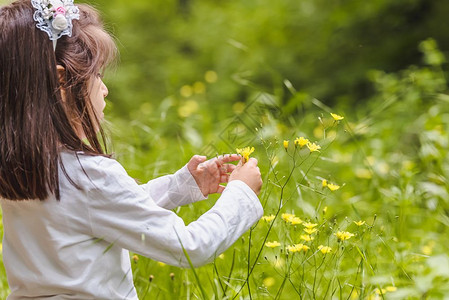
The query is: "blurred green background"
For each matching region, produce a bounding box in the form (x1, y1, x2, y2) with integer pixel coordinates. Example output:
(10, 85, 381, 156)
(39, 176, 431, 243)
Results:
(94, 0, 449, 114)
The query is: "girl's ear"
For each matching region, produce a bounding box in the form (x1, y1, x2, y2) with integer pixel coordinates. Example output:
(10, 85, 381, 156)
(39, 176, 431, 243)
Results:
(56, 65, 65, 84)
(56, 65, 66, 101)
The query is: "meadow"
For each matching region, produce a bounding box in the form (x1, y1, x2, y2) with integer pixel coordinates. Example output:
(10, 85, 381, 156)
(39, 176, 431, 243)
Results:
(119, 39, 449, 299)
(2, 0, 449, 299)
(2, 38, 448, 299)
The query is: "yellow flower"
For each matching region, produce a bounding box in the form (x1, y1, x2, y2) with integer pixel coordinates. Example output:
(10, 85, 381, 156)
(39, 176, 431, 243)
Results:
(281, 213, 295, 223)
(335, 231, 355, 241)
(385, 286, 397, 292)
(300, 234, 314, 242)
(307, 142, 321, 152)
(218, 254, 225, 259)
(327, 183, 340, 191)
(157, 262, 166, 267)
(178, 100, 199, 118)
(261, 215, 275, 222)
(193, 81, 206, 94)
(354, 220, 365, 226)
(205, 70, 218, 83)
(263, 277, 275, 287)
(294, 137, 309, 148)
(286, 244, 310, 253)
(180, 85, 193, 97)
(422, 245, 432, 255)
(330, 113, 344, 121)
(298, 244, 310, 252)
(132, 255, 139, 263)
(303, 222, 318, 229)
(265, 241, 281, 248)
(322, 179, 328, 187)
(236, 146, 255, 163)
(304, 228, 317, 235)
(286, 245, 299, 253)
(318, 245, 332, 254)
(322, 206, 328, 214)
(289, 217, 303, 225)
(281, 213, 302, 225)
(283, 140, 289, 150)
(374, 288, 387, 295)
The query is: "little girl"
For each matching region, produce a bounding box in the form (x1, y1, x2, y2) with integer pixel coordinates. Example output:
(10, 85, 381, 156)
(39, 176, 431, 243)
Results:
(0, 1, 263, 299)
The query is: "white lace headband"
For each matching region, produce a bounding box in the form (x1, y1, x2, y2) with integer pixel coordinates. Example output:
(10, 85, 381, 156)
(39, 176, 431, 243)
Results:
(31, 0, 80, 50)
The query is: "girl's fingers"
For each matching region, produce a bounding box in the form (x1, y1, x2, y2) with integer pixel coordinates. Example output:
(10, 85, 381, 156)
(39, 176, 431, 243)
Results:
(220, 174, 229, 183)
(188, 155, 207, 172)
(216, 185, 226, 194)
(222, 164, 236, 173)
(217, 154, 241, 164)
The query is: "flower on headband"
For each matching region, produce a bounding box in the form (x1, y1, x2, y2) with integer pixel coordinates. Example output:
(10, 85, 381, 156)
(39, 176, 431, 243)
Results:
(52, 14, 68, 31)
(31, 0, 80, 42)
(55, 6, 67, 15)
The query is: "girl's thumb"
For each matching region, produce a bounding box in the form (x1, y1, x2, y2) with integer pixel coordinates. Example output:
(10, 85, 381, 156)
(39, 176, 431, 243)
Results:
(188, 155, 207, 171)
(236, 157, 244, 167)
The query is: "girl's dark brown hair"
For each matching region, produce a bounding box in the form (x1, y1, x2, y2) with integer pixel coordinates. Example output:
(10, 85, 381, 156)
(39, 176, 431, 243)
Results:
(0, 0, 117, 200)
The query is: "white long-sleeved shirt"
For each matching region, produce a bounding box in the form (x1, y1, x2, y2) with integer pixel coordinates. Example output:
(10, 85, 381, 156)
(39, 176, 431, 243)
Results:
(0, 151, 263, 299)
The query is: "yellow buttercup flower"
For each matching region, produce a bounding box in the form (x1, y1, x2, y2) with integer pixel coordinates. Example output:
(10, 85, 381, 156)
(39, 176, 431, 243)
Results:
(263, 277, 275, 287)
(193, 81, 206, 94)
(374, 288, 387, 295)
(330, 113, 344, 121)
(289, 216, 303, 225)
(298, 244, 310, 252)
(322, 179, 328, 187)
(294, 137, 309, 148)
(180, 85, 193, 97)
(304, 228, 317, 235)
(322, 206, 328, 214)
(318, 245, 332, 254)
(261, 215, 275, 222)
(300, 234, 314, 242)
(334, 231, 355, 241)
(307, 142, 321, 152)
(236, 146, 255, 163)
(283, 140, 289, 150)
(422, 245, 432, 255)
(132, 255, 139, 263)
(205, 70, 218, 83)
(265, 241, 281, 248)
(281, 213, 295, 223)
(327, 183, 340, 191)
(281, 213, 302, 225)
(354, 220, 365, 226)
(286, 244, 310, 253)
(385, 286, 397, 292)
(286, 245, 299, 253)
(303, 222, 318, 229)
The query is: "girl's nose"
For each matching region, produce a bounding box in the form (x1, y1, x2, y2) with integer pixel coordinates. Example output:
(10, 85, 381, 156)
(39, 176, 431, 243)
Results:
(102, 82, 108, 98)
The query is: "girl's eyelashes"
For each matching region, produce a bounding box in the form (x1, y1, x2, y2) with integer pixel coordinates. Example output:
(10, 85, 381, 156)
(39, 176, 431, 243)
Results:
(96, 73, 104, 79)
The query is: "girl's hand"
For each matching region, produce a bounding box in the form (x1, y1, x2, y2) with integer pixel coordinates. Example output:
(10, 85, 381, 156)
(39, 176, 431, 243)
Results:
(229, 158, 262, 195)
(187, 154, 241, 197)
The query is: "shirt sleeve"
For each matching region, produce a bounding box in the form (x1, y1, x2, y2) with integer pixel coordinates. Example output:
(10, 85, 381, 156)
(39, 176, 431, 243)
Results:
(84, 157, 263, 268)
(139, 165, 207, 209)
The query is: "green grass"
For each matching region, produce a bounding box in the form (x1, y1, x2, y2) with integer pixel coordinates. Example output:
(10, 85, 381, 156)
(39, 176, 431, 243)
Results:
(2, 39, 449, 299)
